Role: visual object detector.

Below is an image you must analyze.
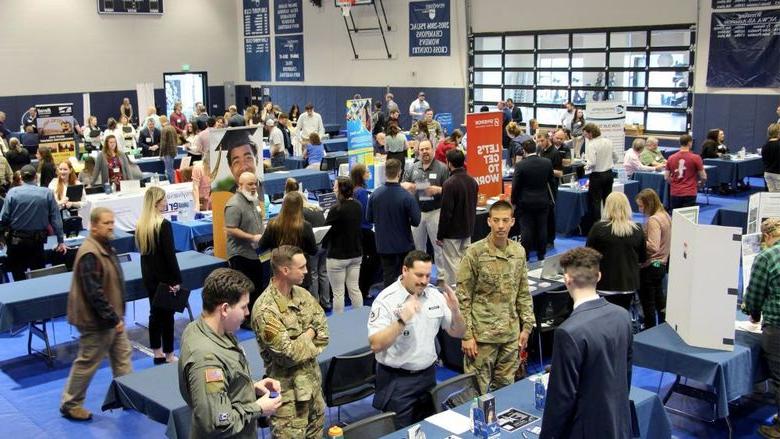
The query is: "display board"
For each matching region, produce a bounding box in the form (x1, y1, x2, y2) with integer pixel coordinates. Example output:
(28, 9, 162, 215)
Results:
(666, 210, 741, 351)
(708, 9, 780, 87)
(585, 101, 626, 162)
(409, 0, 451, 56)
(163, 72, 208, 121)
(35, 103, 77, 164)
(208, 126, 265, 192)
(97, 0, 163, 14)
(466, 112, 503, 198)
(747, 191, 780, 233)
(346, 98, 375, 189)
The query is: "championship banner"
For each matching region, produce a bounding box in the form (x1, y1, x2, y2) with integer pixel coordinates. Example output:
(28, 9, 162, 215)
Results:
(35, 103, 77, 164)
(584, 101, 626, 162)
(243, 0, 270, 36)
(409, 0, 451, 56)
(466, 112, 503, 198)
(708, 9, 780, 87)
(346, 98, 375, 188)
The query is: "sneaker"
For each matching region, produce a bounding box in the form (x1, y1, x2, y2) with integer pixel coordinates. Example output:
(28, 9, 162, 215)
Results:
(60, 406, 92, 421)
(759, 424, 780, 439)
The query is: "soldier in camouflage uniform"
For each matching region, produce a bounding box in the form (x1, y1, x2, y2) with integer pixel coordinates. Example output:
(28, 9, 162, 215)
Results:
(456, 200, 535, 394)
(179, 268, 282, 439)
(252, 245, 330, 439)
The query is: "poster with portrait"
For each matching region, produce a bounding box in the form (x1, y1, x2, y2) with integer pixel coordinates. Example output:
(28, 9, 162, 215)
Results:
(208, 126, 265, 192)
(35, 103, 77, 164)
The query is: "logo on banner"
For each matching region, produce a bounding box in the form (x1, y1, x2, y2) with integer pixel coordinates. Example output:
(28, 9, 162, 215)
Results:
(59, 106, 72, 113)
(614, 104, 625, 115)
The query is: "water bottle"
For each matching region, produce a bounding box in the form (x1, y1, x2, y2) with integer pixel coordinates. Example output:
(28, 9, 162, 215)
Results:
(534, 374, 547, 410)
(470, 397, 481, 434)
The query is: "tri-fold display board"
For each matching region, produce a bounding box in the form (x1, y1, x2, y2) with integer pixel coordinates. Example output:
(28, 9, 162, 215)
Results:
(666, 208, 741, 351)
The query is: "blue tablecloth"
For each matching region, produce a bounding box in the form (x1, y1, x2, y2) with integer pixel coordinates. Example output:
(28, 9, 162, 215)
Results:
(659, 146, 679, 158)
(632, 322, 764, 418)
(710, 201, 748, 233)
(323, 137, 348, 152)
(102, 306, 371, 439)
(170, 220, 215, 252)
(0, 251, 226, 332)
(135, 155, 186, 174)
(555, 180, 639, 235)
(284, 156, 306, 169)
(0, 230, 135, 259)
(632, 165, 718, 207)
(380, 378, 671, 439)
(263, 168, 331, 195)
(704, 156, 764, 187)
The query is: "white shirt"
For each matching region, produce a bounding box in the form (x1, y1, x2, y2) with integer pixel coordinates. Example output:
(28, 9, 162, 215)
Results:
(368, 279, 453, 371)
(268, 126, 287, 156)
(298, 111, 324, 140)
(409, 99, 430, 121)
(623, 149, 656, 177)
(560, 110, 575, 130)
(585, 136, 614, 172)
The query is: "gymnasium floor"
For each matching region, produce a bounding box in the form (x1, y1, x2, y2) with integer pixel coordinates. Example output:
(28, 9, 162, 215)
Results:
(0, 177, 771, 438)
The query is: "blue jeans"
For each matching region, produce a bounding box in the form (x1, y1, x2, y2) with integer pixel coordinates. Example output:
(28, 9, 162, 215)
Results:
(162, 155, 175, 183)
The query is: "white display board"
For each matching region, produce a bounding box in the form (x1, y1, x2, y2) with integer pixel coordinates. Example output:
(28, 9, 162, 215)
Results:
(666, 210, 741, 351)
(584, 100, 626, 162)
(747, 192, 780, 234)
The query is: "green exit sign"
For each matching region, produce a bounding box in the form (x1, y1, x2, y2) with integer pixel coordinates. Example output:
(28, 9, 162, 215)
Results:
(181, 64, 191, 71)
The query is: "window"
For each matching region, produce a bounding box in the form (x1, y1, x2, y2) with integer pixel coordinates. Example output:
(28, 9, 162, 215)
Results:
(470, 25, 694, 134)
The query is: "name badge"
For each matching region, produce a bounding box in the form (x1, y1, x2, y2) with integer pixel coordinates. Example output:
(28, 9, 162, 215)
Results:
(146, 137, 152, 142)
(429, 173, 437, 179)
(113, 167, 120, 173)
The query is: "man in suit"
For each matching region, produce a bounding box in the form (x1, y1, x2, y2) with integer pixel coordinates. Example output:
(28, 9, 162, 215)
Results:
(506, 98, 523, 123)
(511, 139, 555, 260)
(137, 118, 161, 157)
(540, 246, 633, 439)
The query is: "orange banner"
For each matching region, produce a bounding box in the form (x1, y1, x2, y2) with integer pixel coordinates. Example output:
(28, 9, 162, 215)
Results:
(466, 112, 503, 198)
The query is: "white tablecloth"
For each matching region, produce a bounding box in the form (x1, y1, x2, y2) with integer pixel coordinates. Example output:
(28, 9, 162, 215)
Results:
(79, 183, 195, 232)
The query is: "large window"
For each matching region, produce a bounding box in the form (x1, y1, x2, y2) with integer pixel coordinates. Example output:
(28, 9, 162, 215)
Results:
(469, 25, 695, 134)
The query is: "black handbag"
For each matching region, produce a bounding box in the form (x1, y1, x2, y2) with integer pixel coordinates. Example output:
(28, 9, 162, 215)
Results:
(152, 283, 191, 312)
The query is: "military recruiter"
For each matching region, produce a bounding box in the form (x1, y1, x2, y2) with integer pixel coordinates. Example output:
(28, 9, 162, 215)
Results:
(179, 268, 282, 438)
(369, 250, 467, 427)
(252, 245, 330, 439)
(457, 200, 535, 394)
(61, 207, 131, 421)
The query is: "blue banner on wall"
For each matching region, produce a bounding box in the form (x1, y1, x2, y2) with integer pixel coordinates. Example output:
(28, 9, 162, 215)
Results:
(707, 9, 780, 87)
(243, 0, 270, 36)
(275, 35, 304, 81)
(275, 0, 303, 34)
(409, 0, 450, 57)
(245, 37, 271, 82)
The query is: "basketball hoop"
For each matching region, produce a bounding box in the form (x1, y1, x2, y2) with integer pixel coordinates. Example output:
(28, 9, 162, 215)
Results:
(337, 0, 354, 17)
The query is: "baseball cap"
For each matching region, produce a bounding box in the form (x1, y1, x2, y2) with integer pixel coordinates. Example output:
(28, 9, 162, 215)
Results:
(20, 164, 36, 179)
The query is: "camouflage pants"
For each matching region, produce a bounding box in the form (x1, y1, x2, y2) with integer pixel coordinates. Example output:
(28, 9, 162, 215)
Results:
(464, 341, 519, 394)
(269, 390, 326, 439)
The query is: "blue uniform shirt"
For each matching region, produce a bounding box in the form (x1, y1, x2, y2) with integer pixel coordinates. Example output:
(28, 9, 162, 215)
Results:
(0, 182, 64, 243)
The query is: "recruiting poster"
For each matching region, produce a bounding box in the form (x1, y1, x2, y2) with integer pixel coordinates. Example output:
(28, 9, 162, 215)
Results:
(208, 126, 265, 192)
(35, 103, 77, 164)
(409, 0, 451, 56)
(275, 0, 303, 34)
(466, 112, 503, 198)
(585, 101, 626, 162)
(243, 0, 270, 36)
(245, 37, 271, 81)
(346, 98, 375, 189)
(275, 35, 304, 81)
(708, 9, 780, 87)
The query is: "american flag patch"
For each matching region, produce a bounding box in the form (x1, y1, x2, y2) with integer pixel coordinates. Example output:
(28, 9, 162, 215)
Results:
(205, 368, 224, 383)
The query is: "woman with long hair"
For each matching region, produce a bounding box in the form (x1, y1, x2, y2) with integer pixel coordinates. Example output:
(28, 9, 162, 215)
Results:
(94, 135, 141, 191)
(324, 177, 364, 313)
(635, 188, 671, 328)
(763, 123, 780, 192)
(586, 192, 646, 310)
(117, 114, 137, 151)
(36, 146, 57, 188)
(78, 156, 96, 187)
(571, 109, 586, 157)
(701, 128, 727, 158)
(259, 191, 317, 256)
(351, 164, 378, 298)
(136, 186, 182, 364)
(83, 115, 102, 152)
(288, 104, 301, 127)
(48, 160, 86, 211)
(102, 117, 124, 152)
(385, 122, 408, 165)
(434, 129, 463, 164)
(119, 97, 134, 124)
(160, 125, 178, 183)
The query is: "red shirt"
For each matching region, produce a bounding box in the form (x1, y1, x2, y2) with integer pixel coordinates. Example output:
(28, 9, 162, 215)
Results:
(435, 139, 457, 163)
(170, 112, 187, 133)
(665, 150, 703, 196)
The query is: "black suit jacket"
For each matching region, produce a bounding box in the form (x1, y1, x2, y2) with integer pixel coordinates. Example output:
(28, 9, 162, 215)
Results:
(540, 298, 633, 439)
(511, 155, 555, 210)
(138, 127, 161, 157)
(511, 106, 523, 123)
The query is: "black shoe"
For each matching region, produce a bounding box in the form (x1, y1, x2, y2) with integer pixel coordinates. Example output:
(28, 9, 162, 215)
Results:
(153, 357, 167, 365)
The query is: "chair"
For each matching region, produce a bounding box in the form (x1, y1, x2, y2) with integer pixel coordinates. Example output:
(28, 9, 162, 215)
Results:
(429, 372, 480, 413)
(324, 351, 377, 422)
(26, 264, 68, 367)
(532, 287, 573, 366)
(342, 412, 397, 439)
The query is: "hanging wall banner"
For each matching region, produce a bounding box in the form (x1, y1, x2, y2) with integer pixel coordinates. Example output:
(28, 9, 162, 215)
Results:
(713, 0, 780, 9)
(36, 103, 77, 163)
(585, 101, 626, 162)
(275, 35, 304, 81)
(275, 0, 303, 34)
(245, 37, 271, 81)
(243, 0, 270, 36)
(708, 9, 780, 87)
(409, 0, 450, 56)
(466, 112, 503, 198)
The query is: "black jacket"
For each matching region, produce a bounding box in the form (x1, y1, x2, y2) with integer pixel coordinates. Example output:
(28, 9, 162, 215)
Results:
(138, 127, 161, 157)
(140, 219, 182, 293)
(324, 199, 363, 259)
(586, 221, 646, 291)
(511, 155, 555, 210)
(437, 168, 478, 240)
(540, 298, 633, 439)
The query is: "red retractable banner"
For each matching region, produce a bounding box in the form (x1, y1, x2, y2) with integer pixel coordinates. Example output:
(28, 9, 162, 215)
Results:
(466, 112, 503, 198)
